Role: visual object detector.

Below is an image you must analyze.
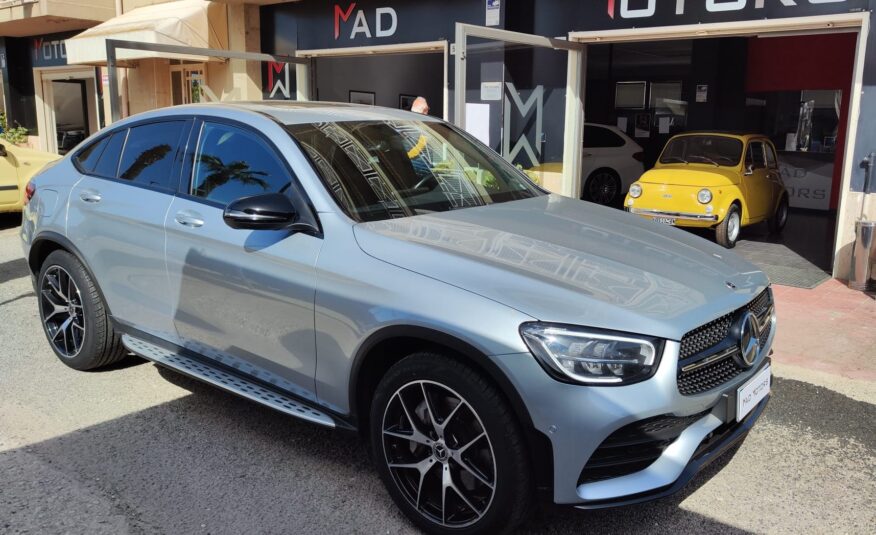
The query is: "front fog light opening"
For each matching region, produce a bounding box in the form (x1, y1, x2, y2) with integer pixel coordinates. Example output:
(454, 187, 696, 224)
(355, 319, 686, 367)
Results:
(520, 323, 662, 386)
(697, 188, 712, 204)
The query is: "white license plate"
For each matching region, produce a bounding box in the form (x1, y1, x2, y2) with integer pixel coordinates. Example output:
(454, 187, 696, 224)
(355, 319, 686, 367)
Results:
(653, 217, 676, 225)
(736, 365, 771, 422)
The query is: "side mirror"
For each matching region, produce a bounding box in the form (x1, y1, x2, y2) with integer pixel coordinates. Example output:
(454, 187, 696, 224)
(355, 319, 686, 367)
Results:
(223, 193, 301, 231)
(743, 164, 754, 176)
(0, 144, 7, 157)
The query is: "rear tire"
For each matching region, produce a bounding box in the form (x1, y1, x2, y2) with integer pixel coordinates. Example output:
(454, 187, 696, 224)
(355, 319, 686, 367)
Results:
(582, 169, 621, 206)
(370, 352, 533, 534)
(716, 204, 742, 249)
(768, 196, 789, 234)
(37, 250, 126, 370)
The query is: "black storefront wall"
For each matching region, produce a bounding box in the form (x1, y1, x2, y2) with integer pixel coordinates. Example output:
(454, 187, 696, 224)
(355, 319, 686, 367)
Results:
(263, 0, 499, 53)
(1, 31, 78, 135)
(1, 37, 38, 134)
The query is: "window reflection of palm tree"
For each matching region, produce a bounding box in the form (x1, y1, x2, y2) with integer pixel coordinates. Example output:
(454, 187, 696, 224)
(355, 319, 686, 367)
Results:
(121, 145, 172, 180)
(197, 153, 269, 196)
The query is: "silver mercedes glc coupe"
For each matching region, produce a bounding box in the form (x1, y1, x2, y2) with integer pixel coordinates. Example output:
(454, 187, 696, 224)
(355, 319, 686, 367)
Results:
(21, 102, 774, 534)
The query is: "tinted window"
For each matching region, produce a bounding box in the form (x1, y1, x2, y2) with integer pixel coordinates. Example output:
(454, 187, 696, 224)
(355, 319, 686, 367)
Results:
(660, 135, 743, 167)
(75, 136, 108, 172)
(92, 130, 127, 178)
(286, 120, 543, 223)
(583, 125, 625, 148)
(191, 122, 291, 205)
(118, 122, 185, 190)
(746, 142, 766, 169)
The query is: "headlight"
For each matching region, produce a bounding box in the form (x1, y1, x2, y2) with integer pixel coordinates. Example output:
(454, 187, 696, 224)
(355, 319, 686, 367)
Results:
(697, 188, 712, 204)
(520, 323, 662, 385)
(629, 183, 643, 198)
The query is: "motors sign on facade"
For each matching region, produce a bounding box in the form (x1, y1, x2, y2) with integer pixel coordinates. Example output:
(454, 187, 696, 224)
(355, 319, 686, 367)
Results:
(334, 3, 398, 40)
(608, 0, 847, 20)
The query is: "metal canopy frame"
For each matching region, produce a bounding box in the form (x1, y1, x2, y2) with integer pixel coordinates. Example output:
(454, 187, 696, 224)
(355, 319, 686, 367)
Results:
(105, 39, 307, 123)
(453, 24, 587, 199)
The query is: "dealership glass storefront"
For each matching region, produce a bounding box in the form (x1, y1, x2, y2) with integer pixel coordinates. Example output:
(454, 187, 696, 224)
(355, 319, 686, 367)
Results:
(259, 0, 875, 283)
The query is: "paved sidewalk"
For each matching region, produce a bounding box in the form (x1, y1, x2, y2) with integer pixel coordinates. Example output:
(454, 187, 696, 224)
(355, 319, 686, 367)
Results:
(770, 279, 876, 398)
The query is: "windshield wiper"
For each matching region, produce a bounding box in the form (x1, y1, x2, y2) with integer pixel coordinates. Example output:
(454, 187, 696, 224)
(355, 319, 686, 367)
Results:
(663, 156, 689, 164)
(691, 155, 720, 167)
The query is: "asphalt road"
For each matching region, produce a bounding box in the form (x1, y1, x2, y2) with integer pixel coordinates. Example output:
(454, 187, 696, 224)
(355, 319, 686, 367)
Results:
(1, 213, 874, 534)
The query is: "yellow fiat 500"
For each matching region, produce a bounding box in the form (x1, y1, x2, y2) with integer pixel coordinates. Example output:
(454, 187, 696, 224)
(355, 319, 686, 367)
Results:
(1, 142, 60, 213)
(625, 132, 789, 248)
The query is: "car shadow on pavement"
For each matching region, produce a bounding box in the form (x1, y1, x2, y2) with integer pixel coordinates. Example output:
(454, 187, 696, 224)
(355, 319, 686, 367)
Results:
(1, 362, 758, 534)
(0, 257, 29, 284)
(0, 213, 20, 231)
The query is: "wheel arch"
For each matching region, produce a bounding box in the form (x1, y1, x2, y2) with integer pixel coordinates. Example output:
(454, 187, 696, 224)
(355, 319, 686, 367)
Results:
(350, 325, 554, 493)
(28, 232, 113, 316)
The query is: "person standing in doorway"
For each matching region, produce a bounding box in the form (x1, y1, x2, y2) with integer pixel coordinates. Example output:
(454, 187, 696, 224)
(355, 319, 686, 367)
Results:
(411, 97, 430, 115)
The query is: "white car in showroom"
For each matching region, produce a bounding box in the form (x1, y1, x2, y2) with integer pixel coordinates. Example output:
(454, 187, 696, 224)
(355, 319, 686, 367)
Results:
(581, 123, 644, 206)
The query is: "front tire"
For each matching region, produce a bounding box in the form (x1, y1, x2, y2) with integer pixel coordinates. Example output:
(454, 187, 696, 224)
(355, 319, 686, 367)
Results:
(37, 250, 126, 370)
(370, 353, 533, 534)
(716, 204, 742, 248)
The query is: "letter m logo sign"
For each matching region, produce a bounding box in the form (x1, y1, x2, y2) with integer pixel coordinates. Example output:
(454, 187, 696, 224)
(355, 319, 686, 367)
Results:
(334, 3, 357, 40)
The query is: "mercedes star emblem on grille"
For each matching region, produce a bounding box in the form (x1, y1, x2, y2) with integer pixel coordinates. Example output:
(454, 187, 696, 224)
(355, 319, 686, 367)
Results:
(735, 311, 760, 368)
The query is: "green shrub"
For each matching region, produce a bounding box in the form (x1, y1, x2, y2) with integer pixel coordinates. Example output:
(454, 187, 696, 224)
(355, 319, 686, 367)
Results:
(0, 112, 29, 145)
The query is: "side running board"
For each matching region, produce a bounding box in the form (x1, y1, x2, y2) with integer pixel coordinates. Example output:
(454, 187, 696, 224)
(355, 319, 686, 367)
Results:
(122, 334, 336, 428)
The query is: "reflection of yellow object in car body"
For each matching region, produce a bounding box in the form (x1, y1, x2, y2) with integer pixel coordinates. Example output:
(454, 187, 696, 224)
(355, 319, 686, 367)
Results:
(0, 142, 61, 213)
(624, 132, 789, 248)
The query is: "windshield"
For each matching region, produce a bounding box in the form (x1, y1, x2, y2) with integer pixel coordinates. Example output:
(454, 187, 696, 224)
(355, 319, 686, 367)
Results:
(659, 135, 744, 167)
(286, 120, 543, 222)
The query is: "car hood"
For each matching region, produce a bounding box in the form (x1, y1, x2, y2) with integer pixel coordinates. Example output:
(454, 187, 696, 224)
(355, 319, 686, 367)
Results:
(353, 195, 768, 341)
(639, 166, 740, 187)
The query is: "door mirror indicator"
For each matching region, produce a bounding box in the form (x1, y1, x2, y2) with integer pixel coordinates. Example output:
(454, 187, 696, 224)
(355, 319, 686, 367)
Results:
(223, 193, 306, 231)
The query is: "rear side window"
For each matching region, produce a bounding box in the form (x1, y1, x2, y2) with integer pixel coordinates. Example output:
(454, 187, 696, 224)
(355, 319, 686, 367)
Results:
(118, 121, 186, 190)
(190, 122, 292, 206)
(584, 126, 625, 148)
(92, 130, 127, 178)
(75, 136, 109, 172)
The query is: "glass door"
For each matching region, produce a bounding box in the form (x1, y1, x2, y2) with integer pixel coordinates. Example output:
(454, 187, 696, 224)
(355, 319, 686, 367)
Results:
(171, 63, 206, 105)
(454, 24, 586, 198)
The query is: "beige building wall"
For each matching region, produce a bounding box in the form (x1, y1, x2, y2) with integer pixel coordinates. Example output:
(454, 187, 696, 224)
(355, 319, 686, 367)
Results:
(126, 58, 171, 115)
(108, 0, 262, 120)
(205, 3, 262, 102)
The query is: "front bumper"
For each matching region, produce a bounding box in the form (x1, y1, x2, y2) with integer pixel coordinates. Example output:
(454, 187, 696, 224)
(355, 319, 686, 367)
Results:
(628, 207, 719, 222)
(491, 322, 775, 506)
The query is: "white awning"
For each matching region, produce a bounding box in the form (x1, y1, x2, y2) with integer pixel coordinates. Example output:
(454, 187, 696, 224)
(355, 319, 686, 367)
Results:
(65, 0, 228, 66)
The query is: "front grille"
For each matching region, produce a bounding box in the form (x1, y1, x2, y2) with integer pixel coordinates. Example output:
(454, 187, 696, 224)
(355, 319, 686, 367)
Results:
(579, 411, 709, 485)
(677, 288, 773, 396)
(747, 289, 772, 317)
(677, 353, 746, 396)
(679, 314, 732, 359)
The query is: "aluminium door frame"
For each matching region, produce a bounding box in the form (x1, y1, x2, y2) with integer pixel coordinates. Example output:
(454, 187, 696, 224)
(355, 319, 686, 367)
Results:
(295, 40, 450, 121)
(32, 66, 100, 154)
(453, 23, 588, 199)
